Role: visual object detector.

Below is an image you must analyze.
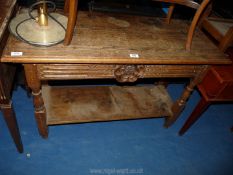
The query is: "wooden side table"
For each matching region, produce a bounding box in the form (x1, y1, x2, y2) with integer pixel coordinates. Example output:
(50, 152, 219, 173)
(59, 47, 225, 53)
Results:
(0, 0, 23, 153)
(179, 50, 233, 135)
(2, 11, 231, 139)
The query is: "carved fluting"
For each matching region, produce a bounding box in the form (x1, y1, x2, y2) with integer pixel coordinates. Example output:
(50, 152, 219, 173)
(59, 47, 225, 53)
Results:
(37, 64, 206, 80)
(38, 64, 116, 79)
(114, 65, 145, 82)
(0, 83, 6, 100)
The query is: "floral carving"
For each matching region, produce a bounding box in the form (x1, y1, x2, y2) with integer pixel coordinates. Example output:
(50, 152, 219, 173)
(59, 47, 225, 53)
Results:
(114, 65, 145, 82)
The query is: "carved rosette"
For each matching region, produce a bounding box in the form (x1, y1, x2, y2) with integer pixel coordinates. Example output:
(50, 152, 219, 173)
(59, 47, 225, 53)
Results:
(114, 65, 145, 82)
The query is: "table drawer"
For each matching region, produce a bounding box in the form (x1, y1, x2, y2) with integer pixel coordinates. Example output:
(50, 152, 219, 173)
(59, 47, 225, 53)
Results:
(37, 64, 205, 81)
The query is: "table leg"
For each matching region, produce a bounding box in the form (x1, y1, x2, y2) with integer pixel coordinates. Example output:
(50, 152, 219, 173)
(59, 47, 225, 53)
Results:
(157, 79, 168, 88)
(164, 81, 195, 127)
(164, 66, 209, 127)
(24, 64, 48, 138)
(1, 102, 23, 153)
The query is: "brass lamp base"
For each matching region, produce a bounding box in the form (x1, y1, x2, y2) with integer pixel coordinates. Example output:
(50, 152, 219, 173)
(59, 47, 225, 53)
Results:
(9, 11, 68, 46)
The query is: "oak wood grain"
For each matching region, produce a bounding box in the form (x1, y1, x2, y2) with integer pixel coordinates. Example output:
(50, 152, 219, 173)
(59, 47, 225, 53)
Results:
(42, 85, 173, 125)
(2, 11, 232, 137)
(2, 11, 230, 65)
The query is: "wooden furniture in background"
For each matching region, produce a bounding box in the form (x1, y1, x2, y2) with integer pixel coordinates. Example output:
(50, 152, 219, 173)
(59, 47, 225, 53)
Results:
(200, 16, 233, 52)
(152, 0, 211, 51)
(179, 49, 233, 135)
(179, 3, 233, 134)
(63, 0, 78, 45)
(62, 0, 214, 49)
(0, 0, 23, 153)
(2, 11, 230, 139)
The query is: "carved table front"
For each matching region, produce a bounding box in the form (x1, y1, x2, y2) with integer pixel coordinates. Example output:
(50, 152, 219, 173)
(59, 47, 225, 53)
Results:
(2, 11, 231, 138)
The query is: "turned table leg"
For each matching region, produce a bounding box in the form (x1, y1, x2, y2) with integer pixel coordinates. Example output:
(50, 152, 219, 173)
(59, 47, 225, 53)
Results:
(164, 66, 209, 127)
(24, 64, 48, 138)
(164, 80, 196, 127)
(1, 102, 23, 153)
(157, 79, 169, 88)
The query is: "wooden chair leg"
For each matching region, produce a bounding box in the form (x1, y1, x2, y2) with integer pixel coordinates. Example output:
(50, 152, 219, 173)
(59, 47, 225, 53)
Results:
(1, 102, 23, 153)
(185, 0, 211, 51)
(179, 97, 210, 136)
(198, 2, 212, 27)
(63, 0, 78, 45)
(64, 0, 70, 14)
(166, 4, 175, 24)
(218, 27, 233, 52)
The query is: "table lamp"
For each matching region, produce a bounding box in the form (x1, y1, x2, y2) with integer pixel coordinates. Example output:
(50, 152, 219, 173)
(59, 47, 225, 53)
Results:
(9, 0, 68, 46)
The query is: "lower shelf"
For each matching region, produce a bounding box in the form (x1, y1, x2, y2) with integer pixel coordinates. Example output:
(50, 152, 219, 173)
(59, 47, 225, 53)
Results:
(42, 85, 173, 125)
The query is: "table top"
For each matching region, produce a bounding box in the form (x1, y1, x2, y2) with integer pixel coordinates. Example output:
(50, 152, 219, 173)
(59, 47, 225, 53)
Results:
(1, 11, 231, 65)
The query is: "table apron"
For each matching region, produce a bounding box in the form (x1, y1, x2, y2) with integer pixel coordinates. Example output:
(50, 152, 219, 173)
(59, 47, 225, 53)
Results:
(36, 64, 207, 80)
